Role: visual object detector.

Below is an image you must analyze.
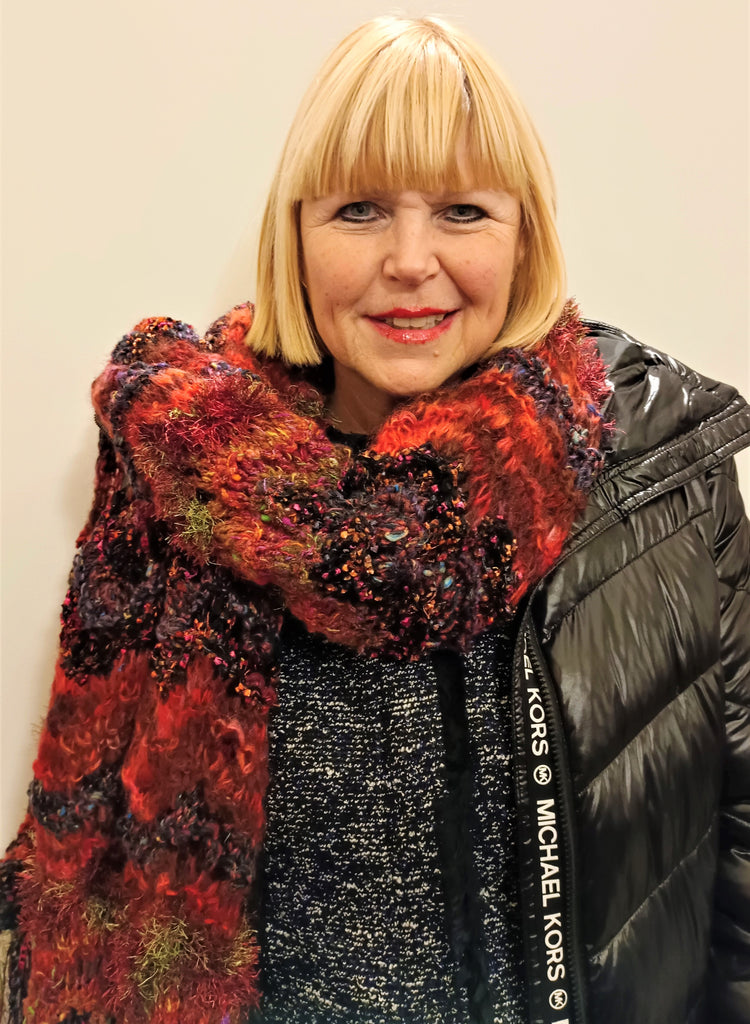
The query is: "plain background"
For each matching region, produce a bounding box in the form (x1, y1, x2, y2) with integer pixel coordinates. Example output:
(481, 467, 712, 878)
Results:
(1, 0, 748, 847)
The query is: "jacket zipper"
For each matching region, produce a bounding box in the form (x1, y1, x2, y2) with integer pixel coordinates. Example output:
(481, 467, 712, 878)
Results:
(513, 606, 588, 1024)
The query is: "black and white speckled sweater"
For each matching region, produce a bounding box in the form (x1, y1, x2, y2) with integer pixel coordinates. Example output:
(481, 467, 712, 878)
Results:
(254, 617, 525, 1024)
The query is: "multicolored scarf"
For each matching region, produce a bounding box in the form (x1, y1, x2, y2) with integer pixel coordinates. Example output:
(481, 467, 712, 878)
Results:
(1, 301, 611, 1024)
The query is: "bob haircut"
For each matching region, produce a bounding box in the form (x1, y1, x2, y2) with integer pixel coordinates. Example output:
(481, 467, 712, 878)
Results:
(247, 15, 567, 365)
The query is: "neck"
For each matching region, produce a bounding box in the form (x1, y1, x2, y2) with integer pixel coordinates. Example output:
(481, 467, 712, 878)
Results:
(328, 363, 401, 434)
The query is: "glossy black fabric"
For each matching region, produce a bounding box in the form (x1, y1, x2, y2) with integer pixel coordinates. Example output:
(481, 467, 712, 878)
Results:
(524, 325, 750, 1023)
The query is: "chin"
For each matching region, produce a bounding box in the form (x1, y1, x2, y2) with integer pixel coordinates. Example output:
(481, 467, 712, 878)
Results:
(379, 367, 457, 398)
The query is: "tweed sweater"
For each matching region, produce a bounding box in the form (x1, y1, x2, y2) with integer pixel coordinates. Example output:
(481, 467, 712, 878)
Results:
(253, 618, 525, 1024)
(0, 303, 612, 1024)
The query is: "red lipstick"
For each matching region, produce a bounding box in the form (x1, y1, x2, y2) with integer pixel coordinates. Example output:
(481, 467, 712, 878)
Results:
(366, 308, 457, 345)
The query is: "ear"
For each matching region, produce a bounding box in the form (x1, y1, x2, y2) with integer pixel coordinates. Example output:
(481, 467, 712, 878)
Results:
(514, 219, 527, 271)
(511, 236, 527, 284)
(297, 259, 309, 297)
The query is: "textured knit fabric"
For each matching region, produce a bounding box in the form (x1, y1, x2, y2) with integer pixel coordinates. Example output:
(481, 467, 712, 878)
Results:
(0, 303, 612, 1024)
(255, 620, 525, 1024)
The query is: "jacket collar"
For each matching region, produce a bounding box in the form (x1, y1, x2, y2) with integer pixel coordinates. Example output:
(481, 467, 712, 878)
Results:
(566, 322, 750, 550)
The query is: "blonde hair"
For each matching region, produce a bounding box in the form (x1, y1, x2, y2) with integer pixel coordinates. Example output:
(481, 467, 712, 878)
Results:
(247, 15, 566, 365)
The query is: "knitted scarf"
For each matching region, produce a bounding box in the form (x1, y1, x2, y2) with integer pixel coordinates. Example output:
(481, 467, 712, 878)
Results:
(1, 301, 611, 1024)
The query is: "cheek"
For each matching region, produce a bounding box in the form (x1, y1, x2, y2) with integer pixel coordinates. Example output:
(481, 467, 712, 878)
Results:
(307, 255, 361, 313)
(461, 265, 513, 315)
(455, 242, 518, 306)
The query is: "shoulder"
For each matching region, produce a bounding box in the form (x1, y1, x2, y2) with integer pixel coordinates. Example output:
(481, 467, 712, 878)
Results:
(584, 319, 750, 468)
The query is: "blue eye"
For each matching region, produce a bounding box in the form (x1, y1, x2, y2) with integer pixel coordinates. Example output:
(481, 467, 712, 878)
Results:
(445, 204, 485, 222)
(337, 201, 379, 222)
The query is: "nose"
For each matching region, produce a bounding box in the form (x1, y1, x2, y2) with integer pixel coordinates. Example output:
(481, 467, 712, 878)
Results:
(382, 213, 440, 285)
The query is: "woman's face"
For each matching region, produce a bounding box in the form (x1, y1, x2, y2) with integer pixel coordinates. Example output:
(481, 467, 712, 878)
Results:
(300, 188, 523, 433)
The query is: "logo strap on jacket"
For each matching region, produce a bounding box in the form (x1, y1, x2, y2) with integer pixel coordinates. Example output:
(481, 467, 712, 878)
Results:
(516, 630, 585, 1024)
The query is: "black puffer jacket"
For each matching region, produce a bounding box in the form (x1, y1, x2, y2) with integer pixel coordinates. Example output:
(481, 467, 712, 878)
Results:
(515, 324, 750, 1024)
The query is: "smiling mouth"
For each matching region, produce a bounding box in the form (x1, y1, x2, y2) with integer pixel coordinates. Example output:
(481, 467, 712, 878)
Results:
(380, 313, 449, 329)
(367, 309, 457, 345)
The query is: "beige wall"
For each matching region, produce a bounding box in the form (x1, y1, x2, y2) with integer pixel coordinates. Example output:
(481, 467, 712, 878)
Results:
(2, 0, 748, 846)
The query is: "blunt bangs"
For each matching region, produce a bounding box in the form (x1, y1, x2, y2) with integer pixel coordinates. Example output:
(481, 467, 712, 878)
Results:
(288, 35, 527, 202)
(248, 16, 567, 366)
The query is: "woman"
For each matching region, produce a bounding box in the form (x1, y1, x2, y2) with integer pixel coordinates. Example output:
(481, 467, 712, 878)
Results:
(1, 15, 749, 1024)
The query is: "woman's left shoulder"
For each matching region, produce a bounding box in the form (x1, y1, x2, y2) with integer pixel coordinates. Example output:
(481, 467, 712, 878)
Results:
(583, 319, 750, 466)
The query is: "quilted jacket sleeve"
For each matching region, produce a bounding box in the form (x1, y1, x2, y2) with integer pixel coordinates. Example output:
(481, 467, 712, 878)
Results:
(707, 457, 750, 1022)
